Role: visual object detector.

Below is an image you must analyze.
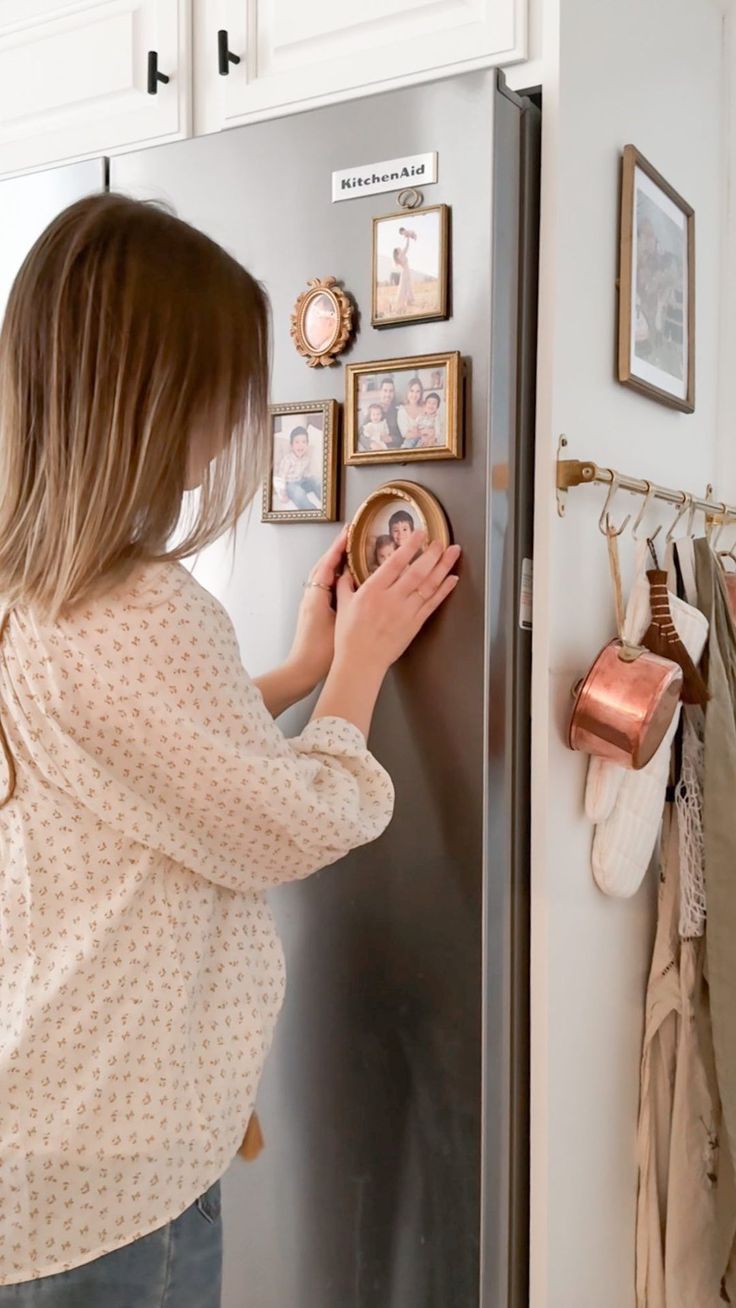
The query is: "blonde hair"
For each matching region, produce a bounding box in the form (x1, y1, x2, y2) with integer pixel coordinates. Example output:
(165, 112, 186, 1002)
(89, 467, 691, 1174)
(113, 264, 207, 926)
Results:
(0, 192, 270, 620)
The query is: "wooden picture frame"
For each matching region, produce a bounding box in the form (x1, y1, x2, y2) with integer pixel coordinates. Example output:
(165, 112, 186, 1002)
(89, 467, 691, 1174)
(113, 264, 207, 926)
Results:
(344, 351, 462, 465)
(290, 277, 354, 368)
(347, 480, 451, 586)
(371, 204, 450, 327)
(262, 400, 339, 523)
(618, 144, 695, 412)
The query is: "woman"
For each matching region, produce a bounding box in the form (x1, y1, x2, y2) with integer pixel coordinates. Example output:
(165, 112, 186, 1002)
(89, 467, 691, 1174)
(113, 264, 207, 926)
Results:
(393, 229, 415, 313)
(397, 376, 424, 444)
(0, 194, 460, 1305)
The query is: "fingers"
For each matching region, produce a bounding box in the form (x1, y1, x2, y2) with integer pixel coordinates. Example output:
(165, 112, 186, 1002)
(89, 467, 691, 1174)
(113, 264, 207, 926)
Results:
(395, 540, 460, 597)
(413, 544, 462, 604)
(310, 526, 348, 586)
(416, 573, 460, 622)
(368, 530, 427, 588)
(335, 569, 356, 607)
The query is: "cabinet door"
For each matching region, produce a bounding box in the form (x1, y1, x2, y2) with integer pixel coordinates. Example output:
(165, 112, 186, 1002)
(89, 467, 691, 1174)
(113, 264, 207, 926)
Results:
(194, 0, 526, 134)
(0, 0, 190, 178)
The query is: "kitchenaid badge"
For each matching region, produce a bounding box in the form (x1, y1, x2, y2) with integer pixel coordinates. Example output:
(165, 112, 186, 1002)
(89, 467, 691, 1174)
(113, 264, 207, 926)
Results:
(332, 152, 438, 203)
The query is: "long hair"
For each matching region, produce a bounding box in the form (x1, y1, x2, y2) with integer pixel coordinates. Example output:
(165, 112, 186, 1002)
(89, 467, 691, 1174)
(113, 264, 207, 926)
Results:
(0, 192, 271, 620)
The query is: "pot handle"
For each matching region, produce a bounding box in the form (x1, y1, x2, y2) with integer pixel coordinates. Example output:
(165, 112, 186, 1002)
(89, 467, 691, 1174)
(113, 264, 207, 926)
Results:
(617, 642, 645, 664)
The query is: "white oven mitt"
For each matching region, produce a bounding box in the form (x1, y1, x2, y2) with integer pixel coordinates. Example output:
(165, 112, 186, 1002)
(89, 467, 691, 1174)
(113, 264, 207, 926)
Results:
(591, 589, 708, 898)
(585, 540, 651, 822)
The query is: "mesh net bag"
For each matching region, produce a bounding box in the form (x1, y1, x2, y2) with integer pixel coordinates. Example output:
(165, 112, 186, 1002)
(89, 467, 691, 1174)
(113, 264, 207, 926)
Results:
(676, 706, 706, 939)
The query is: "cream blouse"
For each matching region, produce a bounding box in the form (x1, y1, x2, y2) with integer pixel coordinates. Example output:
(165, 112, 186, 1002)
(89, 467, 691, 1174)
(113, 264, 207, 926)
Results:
(0, 560, 394, 1285)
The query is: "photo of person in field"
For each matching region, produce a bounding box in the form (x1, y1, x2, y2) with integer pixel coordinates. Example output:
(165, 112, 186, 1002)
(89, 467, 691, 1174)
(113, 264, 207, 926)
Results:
(372, 206, 447, 325)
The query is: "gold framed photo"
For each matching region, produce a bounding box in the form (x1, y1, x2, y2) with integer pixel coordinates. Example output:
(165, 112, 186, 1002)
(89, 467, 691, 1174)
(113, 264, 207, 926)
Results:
(262, 400, 339, 523)
(371, 204, 449, 327)
(345, 352, 462, 465)
(347, 480, 451, 586)
(290, 277, 354, 368)
(618, 145, 695, 412)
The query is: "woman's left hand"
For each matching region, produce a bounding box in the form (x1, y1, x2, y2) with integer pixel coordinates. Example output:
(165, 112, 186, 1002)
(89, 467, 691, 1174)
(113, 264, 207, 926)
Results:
(287, 526, 348, 693)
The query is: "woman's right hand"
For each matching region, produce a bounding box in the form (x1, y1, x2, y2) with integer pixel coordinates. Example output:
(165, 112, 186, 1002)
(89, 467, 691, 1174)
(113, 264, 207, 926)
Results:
(333, 532, 461, 677)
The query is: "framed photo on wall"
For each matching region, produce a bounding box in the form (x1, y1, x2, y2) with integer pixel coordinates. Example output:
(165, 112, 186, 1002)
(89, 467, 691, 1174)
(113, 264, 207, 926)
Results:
(262, 400, 339, 523)
(290, 277, 354, 367)
(347, 481, 451, 586)
(618, 144, 695, 412)
(371, 205, 449, 327)
(344, 351, 462, 465)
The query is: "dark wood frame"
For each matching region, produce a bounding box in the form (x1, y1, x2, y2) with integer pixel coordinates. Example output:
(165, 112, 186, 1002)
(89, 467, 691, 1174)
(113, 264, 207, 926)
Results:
(617, 144, 695, 412)
(262, 400, 339, 523)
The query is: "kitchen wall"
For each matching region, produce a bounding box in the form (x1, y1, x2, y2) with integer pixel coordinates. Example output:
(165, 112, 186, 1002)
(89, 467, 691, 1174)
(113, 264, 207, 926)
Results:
(529, 2, 732, 1305)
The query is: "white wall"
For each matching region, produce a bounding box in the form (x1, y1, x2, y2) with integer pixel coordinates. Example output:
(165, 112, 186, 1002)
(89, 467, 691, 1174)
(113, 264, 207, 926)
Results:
(530, 2, 731, 1305)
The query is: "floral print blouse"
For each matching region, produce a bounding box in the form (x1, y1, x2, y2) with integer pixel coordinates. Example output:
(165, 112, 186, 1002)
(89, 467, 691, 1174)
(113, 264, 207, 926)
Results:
(0, 560, 394, 1284)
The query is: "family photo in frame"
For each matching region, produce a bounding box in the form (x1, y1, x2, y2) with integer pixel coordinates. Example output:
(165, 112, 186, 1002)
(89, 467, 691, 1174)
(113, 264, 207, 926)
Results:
(345, 352, 462, 465)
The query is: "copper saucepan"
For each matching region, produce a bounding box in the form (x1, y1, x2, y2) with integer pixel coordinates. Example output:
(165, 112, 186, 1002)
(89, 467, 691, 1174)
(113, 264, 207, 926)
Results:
(569, 638, 683, 770)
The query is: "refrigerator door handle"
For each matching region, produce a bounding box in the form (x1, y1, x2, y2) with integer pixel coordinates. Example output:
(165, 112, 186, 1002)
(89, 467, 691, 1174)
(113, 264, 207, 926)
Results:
(217, 30, 241, 75)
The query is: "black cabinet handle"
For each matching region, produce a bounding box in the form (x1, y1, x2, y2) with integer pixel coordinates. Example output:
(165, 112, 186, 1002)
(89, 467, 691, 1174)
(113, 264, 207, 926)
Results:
(218, 29, 241, 75)
(147, 50, 170, 95)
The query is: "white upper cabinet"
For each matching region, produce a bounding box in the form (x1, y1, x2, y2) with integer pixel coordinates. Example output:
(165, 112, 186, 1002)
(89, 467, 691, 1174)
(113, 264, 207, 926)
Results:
(194, 0, 527, 135)
(0, 0, 190, 177)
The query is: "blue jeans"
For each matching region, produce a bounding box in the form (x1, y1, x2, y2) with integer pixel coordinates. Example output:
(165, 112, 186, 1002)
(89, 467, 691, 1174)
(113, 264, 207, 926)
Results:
(286, 477, 322, 510)
(0, 1180, 222, 1308)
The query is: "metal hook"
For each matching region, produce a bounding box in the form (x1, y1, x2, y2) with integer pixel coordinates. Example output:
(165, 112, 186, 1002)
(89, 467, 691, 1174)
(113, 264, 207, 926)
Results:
(631, 480, 661, 543)
(665, 492, 691, 542)
(710, 503, 728, 551)
(598, 473, 631, 537)
(690, 483, 713, 538)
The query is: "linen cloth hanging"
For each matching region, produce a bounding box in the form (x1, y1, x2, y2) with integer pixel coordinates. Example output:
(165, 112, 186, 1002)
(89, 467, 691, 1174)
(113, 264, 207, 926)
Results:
(635, 803, 736, 1308)
(693, 538, 736, 1275)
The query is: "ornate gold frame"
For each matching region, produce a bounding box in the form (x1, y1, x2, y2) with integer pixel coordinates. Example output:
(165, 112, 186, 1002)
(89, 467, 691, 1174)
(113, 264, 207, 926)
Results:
(618, 144, 695, 413)
(344, 351, 462, 465)
(371, 204, 450, 328)
(347, 480, 451, 586)
(262, 400, 339, 524)
(290, 277, 354, 368)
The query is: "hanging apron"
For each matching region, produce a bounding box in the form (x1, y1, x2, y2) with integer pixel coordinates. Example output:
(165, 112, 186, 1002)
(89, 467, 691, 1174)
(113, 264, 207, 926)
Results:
(693, 537, 736, 1292)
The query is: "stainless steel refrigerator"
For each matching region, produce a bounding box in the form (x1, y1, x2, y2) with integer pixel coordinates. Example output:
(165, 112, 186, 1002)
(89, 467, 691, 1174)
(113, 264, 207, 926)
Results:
(0, 157, 107, 322)
(104, 67, 538, 1308)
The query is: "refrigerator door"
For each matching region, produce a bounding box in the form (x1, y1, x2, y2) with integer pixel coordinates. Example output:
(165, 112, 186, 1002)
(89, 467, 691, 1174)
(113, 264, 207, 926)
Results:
(0, 158, 107, 321)
(110, 70, 536, 1308)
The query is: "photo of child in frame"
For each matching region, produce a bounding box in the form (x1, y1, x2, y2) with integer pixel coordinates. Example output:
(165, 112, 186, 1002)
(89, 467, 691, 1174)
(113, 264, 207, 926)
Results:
(264, 403, 337, 522)
(365, 501, 427, 575)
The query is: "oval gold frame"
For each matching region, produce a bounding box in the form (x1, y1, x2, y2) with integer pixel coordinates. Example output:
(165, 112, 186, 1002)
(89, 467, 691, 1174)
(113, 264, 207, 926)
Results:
(291, 276, 354, 368)
(347, 480, 451, 586)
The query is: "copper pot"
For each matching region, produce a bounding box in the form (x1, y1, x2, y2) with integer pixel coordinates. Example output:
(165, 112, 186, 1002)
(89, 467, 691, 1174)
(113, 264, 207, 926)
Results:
(569, 639, 683, 770)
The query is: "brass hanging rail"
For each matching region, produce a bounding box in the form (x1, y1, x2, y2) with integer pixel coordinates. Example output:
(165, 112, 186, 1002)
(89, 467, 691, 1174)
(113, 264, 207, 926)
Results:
(555, 435, 735, 526)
